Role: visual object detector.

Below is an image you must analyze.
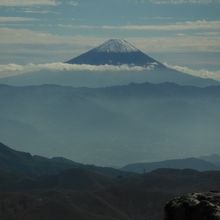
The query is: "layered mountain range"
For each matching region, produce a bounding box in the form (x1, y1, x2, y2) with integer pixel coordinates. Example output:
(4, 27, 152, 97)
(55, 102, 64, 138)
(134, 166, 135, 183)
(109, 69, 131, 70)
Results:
(1, 82, 220, 166)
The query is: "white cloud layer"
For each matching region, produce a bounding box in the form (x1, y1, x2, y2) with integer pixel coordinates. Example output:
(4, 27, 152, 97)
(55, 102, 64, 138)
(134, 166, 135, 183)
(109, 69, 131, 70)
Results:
(0, 62, 219, 81)
(0, 0, 57, 6)
(152, 0, 220, 4)
(133, 0, 220, 4)
(165, 63, 220, 80)
(0, 28, 102, 45)
(1, 0, 218, 6)
(0, 63, 151, 78)
(80, 20, 220, 31)
(0, 27, 220, 53)
(0, 17, 36, 22)
(129, 35, 220, 53)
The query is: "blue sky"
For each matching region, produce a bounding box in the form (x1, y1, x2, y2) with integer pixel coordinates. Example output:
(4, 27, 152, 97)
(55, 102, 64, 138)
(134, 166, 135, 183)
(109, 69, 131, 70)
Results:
(0, 0, 219, 75)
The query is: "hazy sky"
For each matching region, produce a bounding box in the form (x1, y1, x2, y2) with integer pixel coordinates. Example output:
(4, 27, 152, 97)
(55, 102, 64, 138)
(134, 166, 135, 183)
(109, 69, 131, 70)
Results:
(0, 0, 219, 71)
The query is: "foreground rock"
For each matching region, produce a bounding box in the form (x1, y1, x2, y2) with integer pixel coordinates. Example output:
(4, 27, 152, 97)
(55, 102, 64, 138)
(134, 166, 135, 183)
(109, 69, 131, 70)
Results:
(165, 192, 220, 220)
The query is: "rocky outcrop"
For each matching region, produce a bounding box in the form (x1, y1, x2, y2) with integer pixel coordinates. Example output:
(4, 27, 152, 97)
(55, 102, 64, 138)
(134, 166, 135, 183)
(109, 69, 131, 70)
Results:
(165, 192, 220, 220)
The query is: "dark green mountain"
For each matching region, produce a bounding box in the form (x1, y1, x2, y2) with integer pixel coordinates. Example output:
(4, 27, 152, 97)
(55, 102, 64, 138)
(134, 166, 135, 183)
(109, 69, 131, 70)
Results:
(1, 143, 220, 220)
(0, 142, 129, 178)
(0, 142, 80, 176)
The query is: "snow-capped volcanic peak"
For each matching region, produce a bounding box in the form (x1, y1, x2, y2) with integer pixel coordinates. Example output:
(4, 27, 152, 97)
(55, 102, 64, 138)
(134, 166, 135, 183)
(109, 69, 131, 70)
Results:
(94, 39, 139, 53)
(66, 39, 165, 68)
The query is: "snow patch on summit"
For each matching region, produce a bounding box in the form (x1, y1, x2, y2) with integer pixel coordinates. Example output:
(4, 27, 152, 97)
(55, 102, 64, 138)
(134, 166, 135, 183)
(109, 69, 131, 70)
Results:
(94, 39, 139, 53)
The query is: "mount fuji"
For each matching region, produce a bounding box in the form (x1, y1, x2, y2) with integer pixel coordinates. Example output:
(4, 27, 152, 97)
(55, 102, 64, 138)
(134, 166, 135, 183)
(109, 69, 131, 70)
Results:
(0, 39, 219, 87)
(67, 39, 165, 68)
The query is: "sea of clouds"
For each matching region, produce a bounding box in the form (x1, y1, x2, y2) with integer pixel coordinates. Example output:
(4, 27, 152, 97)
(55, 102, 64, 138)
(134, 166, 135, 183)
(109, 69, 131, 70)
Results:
(0, 62, 219, 80)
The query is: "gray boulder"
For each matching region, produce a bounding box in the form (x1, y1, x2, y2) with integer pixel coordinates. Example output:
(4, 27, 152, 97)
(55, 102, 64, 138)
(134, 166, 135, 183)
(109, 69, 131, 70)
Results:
(165, 192, 220, 220)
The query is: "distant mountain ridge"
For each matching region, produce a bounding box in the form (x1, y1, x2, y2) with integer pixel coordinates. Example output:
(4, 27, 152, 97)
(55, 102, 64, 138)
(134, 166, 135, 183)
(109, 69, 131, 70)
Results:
(122, 157, 219, 173)
(200, 154, 220, 167)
